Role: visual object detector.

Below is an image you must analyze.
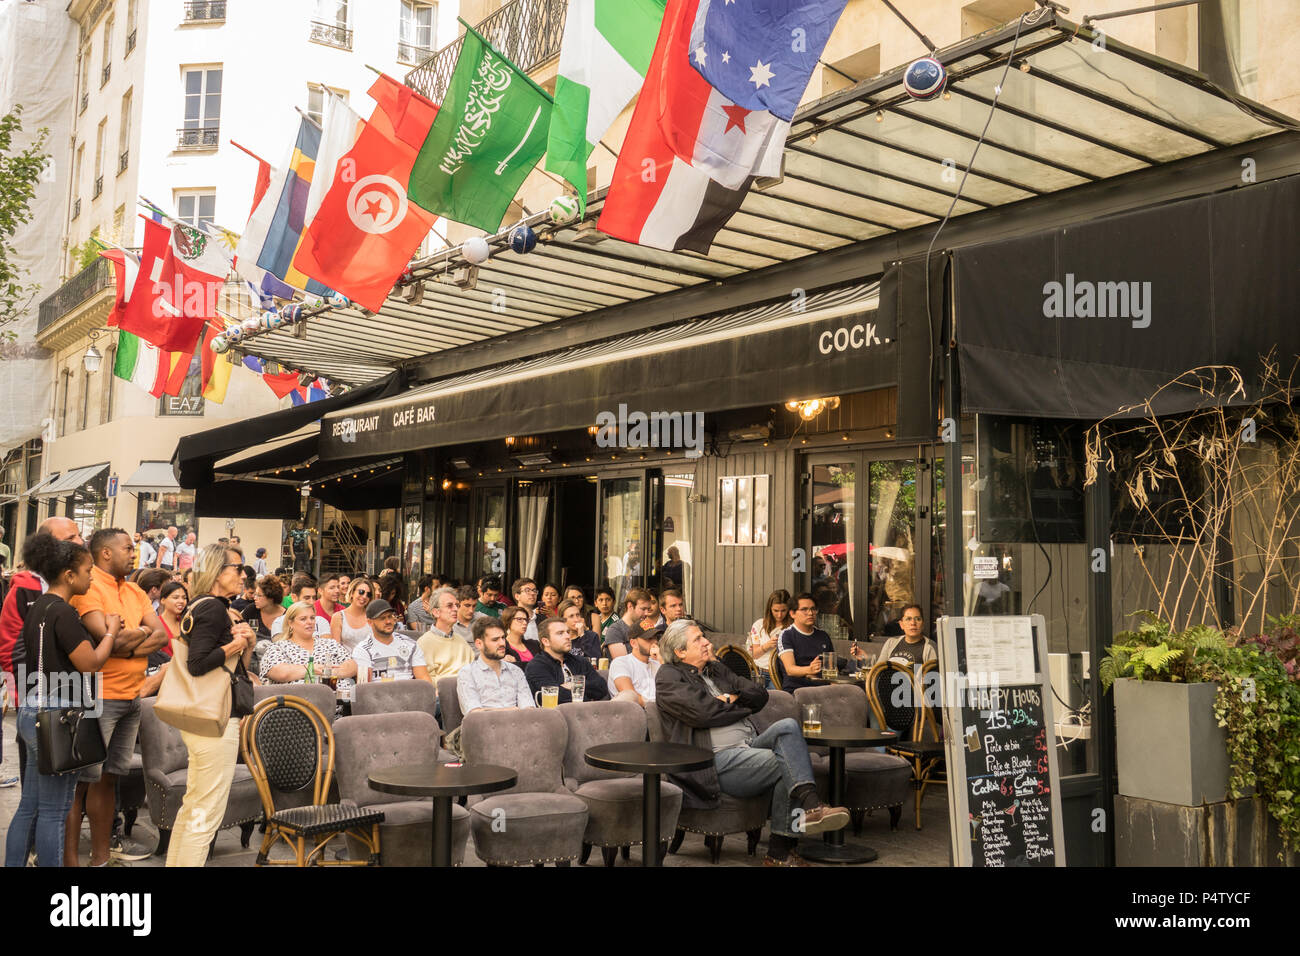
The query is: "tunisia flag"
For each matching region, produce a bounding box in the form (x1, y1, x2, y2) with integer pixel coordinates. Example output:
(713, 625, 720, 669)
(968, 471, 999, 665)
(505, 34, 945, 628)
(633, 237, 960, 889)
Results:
(292, 76, 438, 313)
(598, 0, 784, 252)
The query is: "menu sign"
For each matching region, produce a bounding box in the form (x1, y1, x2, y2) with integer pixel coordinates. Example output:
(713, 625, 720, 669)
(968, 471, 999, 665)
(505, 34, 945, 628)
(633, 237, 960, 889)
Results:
(938, 614, 1065, 867)
(960, 683, 1055, 866)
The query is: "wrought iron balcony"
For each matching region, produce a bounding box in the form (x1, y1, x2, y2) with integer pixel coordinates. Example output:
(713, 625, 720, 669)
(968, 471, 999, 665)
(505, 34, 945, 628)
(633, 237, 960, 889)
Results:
(92, 175, 103, 199)
(184, 0, 226, 22)
(126, 28, 137, 55)
(177, 126, 220, 149)
(310, 19, 353, 50)
(405, 0, 567, 104)
(38, 257, 113, 335)
(71, 198, 81, 220)
(101, 63, 111, 87)
(79, 92, 88, 114)
(118, 150, 129, 175)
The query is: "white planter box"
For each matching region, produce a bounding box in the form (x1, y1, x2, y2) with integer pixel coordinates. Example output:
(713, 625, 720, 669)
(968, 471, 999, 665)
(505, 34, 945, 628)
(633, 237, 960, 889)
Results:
(1114, 678, 1229, 806)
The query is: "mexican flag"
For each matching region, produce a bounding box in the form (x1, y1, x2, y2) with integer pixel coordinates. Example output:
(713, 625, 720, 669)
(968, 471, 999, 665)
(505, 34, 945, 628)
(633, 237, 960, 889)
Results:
(546, 0, 666, 216)
(408, 24, 554, 233)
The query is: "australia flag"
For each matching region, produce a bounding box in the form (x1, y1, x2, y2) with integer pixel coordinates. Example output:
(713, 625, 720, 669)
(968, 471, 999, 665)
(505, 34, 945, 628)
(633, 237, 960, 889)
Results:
(688, 0, 850, 123)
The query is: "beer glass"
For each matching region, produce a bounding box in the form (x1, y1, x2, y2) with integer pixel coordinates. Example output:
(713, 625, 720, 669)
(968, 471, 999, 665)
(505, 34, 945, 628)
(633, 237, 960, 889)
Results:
(570, 675, 586, 703)
(534, 686, 560, 708)
(802, 703, 823, 734)
(821, 651, 836, 678)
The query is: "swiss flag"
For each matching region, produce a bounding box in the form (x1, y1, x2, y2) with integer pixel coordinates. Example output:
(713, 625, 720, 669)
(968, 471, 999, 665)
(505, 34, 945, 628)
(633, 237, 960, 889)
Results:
(116, 218, 225, 352)
(292, 76, 438, 313)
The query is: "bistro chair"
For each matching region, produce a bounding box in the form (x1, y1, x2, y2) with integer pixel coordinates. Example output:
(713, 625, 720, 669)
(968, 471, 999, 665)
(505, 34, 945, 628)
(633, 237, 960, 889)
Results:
(254, 682, 337, 723)
(715, 644, 759, 683)
(241, 695, 384, 866)
(769, 652, 785, 690)
(865, 661, 945, 830)
(437, 675, 463, 735)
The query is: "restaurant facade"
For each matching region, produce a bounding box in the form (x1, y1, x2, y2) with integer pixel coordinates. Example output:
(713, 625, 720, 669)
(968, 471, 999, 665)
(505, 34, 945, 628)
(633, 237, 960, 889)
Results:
(172, 8, 1300, 866)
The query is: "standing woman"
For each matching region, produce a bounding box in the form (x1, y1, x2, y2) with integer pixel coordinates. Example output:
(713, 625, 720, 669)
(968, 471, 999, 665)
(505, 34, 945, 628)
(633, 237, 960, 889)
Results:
(330, 577, 374, 654)
(748, 589, 793, 687)
(253, 548, 269, 577)
(4, 533, 114, 867)
(242, 575, 285, 642)
(167, 544, 255, 867)
(157, 580, 189, 658)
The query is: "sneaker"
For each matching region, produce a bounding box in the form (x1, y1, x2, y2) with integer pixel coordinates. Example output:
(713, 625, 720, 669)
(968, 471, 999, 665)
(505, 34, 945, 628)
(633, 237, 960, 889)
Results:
(109, 834, 153, 862)
(763, 852, 815, 867)
(0, 776, 18, 788)
(800, 805, 850, 835)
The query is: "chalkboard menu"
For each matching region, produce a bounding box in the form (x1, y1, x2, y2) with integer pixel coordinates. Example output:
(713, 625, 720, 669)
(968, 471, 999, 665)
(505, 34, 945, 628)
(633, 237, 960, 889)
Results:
(938, 615, 1065, 867)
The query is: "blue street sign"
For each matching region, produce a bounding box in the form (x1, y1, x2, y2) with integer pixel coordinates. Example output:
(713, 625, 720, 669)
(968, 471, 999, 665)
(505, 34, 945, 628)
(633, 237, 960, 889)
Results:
(107, 475, 118, 497)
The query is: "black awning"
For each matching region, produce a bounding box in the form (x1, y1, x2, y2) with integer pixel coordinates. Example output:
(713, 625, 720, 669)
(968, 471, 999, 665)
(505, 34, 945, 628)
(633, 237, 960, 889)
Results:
(173, 371, 403, 488)
(953, 174, 1300, 420)
(195, 480, 301, 519)
(316, 283, 921, 459)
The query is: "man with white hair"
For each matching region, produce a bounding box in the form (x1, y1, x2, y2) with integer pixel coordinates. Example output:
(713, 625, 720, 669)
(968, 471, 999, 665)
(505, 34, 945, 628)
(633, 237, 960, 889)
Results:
(655, 618, 849, 867)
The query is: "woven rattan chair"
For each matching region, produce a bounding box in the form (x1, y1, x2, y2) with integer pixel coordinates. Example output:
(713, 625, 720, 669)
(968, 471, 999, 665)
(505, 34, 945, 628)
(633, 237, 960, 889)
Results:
(241, 694, 384, 865)
(769, 652, 785, 690)
(866, 661, 945, 830)
(715, 644, 758, 683)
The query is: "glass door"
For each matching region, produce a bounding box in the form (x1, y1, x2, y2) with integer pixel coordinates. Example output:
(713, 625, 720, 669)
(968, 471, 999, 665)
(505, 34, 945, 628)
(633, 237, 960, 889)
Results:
(469, 483, 507, 582)
(806, 460, 859, 640)
(599, 473, 646, 607)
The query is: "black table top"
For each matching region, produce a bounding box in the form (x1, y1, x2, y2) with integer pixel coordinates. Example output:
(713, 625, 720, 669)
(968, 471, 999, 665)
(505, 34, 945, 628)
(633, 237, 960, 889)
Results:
(368, 762, 517, 798)
(585, 742, 715, 775)
(801, 726, 899, 748)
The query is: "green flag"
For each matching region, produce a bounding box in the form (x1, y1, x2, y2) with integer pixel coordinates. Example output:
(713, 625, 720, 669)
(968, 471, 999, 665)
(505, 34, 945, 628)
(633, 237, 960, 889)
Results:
(409, 25, 554, 233)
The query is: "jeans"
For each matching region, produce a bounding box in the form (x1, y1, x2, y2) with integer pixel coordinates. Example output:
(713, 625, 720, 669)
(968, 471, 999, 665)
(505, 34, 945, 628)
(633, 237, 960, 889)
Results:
(713, 717, 815, 838)
(4, 707, 81, 866)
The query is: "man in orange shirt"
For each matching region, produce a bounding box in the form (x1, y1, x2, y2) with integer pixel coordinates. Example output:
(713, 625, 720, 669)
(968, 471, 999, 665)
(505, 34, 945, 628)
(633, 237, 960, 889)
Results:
(65, 528, 167, 866)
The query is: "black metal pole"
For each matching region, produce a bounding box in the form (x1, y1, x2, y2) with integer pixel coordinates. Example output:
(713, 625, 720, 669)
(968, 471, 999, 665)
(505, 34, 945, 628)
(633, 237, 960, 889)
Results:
(431, 795, 453, 867)
(642, 772, 660, 868)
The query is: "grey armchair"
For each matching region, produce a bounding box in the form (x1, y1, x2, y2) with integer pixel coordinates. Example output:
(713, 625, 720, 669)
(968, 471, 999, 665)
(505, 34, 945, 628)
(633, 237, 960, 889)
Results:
(559, 701, 682, 866)
(793, 684, 911, 832)
(353, 679, 438, 721)
(333, 711, 470, 866)
(138, 697, 261, 857)
(437, 675, 462, 734)
(460, 708, 589, 866)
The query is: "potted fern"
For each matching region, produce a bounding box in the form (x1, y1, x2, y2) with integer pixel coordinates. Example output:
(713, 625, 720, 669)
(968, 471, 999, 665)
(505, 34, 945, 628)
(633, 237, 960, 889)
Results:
(1100, 614, 1230, 806)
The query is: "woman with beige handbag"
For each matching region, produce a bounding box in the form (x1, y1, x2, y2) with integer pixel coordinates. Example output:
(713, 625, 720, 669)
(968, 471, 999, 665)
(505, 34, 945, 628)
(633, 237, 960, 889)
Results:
(154, 543, 255, 866)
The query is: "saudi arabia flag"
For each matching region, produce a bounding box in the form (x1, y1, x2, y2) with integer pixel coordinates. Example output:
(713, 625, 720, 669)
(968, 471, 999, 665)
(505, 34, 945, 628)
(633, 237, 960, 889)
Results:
(113, 330, 161, 393)
(408, 24, 554, 233)
(546, 0, 667, 216)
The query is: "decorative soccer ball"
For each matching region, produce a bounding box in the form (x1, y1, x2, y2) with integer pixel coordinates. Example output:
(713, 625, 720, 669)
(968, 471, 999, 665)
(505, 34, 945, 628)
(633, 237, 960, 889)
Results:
(260, 310, 278, 331)
(903, 57, 947, 100)
(281, 303, 303, 322)
(462, 236, 491, 265)
(328, 292, 350, 308)
(548, 194, 579, 225)
(242, 316, 261, 335)
(211, 334, 229, 354)
(509, 224, 537, 254)
(226, 325, 243, 343)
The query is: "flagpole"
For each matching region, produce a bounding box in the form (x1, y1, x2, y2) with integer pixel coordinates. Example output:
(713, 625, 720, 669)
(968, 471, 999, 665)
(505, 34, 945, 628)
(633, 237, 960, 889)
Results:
(456, 18, 555, 103)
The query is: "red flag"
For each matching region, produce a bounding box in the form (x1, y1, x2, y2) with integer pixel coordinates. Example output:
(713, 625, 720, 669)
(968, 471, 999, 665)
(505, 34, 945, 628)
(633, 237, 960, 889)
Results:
(151, 332, 200, 398)
(117, 218, 227, 352)
(263, 370, 301, 399)
(291, 78, 438, 312)
(100, 247, 138, 327)
(231, 140, 273, 219)
(598, 0, 779, 252)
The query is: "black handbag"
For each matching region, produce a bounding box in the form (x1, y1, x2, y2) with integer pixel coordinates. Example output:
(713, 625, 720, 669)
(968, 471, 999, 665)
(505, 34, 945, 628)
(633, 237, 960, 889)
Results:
(34, 604, 106, 775)
(225, 658, 254, 717)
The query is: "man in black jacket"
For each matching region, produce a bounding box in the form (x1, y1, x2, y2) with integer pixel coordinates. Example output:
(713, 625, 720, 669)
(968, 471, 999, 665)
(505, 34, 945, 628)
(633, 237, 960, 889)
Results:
(524, 618, 610, 704)
(655, 619, 849, 866)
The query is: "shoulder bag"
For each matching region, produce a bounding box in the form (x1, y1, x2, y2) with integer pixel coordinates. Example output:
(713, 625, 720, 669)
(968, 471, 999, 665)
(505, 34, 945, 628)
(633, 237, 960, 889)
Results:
(154, 597, 253, 737)
(34, 602, 107, 775)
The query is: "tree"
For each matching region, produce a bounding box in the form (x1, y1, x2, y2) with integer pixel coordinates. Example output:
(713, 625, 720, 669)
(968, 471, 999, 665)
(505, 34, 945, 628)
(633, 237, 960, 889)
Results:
(0, 104, 51, 343)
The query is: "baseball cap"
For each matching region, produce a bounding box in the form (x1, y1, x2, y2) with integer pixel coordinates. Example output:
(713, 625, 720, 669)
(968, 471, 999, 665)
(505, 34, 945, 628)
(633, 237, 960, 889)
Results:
(365, 599, 395, 620)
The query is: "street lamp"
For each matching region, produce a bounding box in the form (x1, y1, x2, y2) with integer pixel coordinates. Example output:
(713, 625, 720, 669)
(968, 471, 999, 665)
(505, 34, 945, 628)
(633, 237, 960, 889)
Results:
(82, 328, 108, 373)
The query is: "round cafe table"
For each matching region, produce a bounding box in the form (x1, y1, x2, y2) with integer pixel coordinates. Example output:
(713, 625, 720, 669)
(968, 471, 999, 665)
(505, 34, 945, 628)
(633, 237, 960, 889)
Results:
(799, 725, 898, 864)
(368, 762, 516, 867)
(585, 742, 714, 867)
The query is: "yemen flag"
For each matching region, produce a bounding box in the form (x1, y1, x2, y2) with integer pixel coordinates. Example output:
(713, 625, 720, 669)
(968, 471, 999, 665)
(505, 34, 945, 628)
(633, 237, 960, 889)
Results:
(597, 0, 782, 252)
(293, 77, 438, 313)
(546, 0, 666, 216)
(408, 26, 554, 233)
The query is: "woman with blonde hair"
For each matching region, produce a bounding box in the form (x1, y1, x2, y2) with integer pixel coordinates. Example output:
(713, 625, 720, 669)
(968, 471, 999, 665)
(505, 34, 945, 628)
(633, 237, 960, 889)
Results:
(260, 602, 356, 686)
(166, 543, 255, 867)
(330, 576, 374, 654)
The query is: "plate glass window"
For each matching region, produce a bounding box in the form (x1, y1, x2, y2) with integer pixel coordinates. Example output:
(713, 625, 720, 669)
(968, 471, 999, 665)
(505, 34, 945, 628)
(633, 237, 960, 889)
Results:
(399, 1, 435, 62)
(176, 193, 216, 229)
(183, 68, 222, 132)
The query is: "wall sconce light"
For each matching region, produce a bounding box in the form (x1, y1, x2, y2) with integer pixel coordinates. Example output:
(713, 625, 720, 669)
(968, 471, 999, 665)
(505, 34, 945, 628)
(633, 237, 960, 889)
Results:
(504, 436, 516, 447)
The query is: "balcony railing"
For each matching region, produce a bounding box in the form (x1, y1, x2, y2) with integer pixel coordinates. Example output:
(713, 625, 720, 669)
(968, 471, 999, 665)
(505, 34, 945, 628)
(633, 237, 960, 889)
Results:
(183, 0, 227, 22)
(92, 175, 103, 199)
(118, 150, 129, 174)
(177, 126, 220, 149)
(405, 0, 567, 103)
(37, 257, 113, 335)
(79, 92, 88, 114)
(397, 40, 434, 66)
(126, 28, 137, 55)
(101, 63, 111, 87)
(310, 19, 352, 50)
(71, 198, 81, 220)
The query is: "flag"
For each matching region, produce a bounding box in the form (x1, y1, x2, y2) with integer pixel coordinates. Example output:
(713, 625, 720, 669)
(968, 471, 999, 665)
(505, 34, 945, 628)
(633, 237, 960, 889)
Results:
(655, 0, 788, 191)
(293, 77, 438, 313)
(100, 246, 139, 328)
(154, 346, 198, 399)
(235, 118, 332, 296)
(242, 355, 265, 373)
(116, 217, 228, 353)
(688, 0, 849, 123)
(112, 330, 160, 394)
(199, 320, 232, 403)
(231, 140, 273, 219)
(546, 0, 667, 216)
(263, 370, 301, 399)
(597, 0, 783, 252)
(407, 25, 554, 233)
(289, 377, 329, 406)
